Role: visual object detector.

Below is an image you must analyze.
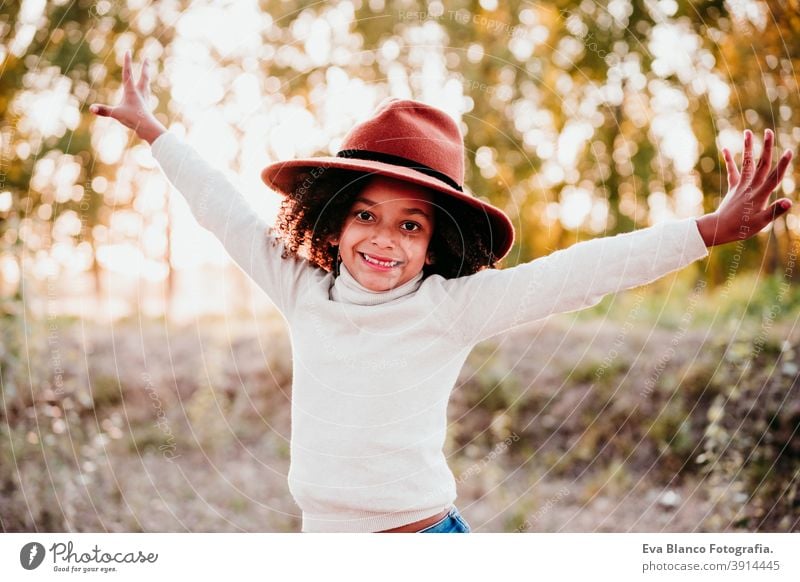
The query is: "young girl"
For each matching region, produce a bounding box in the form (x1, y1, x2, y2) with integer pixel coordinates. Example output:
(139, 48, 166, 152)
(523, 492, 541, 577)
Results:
(90, 50, 794, 533)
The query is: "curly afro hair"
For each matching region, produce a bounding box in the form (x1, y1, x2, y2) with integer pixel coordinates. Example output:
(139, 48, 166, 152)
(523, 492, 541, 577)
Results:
(273, 168, 503, 279)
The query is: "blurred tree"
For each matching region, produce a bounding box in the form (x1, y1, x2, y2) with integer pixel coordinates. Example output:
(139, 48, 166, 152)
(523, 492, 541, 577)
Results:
(0, 1, 178, 419)
(0, 1, 175, 303)
(1, 0, 798, 324)
(284, 0, 797, 277)
(686, 0, 800, 281)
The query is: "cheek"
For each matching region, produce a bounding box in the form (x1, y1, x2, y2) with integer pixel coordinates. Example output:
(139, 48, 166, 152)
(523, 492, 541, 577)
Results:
(338, 222, 361, 245)
(407, 237, 433, 260)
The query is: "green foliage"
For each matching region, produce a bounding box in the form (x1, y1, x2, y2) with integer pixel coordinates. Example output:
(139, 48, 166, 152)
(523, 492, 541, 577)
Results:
(4, 0, 799, 321)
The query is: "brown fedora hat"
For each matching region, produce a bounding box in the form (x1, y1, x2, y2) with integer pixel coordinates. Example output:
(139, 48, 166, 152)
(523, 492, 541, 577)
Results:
(261, 98, 515, 261)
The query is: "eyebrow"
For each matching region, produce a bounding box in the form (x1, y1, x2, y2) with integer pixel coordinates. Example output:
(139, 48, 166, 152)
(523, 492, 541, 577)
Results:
(355, 197, 432, 220)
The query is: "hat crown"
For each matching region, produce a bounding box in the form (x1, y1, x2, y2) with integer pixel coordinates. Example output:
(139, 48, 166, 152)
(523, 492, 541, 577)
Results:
(340, 98, 465, 188)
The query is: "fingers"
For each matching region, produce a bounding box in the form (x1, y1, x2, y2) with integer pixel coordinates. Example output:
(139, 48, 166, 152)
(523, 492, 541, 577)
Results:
(739, 129, 755, 190)
(723, 147, 740, 188)
(754, 148, 794, 227)
(89, 104, 113, 117)
(758, 198, 793, 226)
(136, 58, 150, 95)
(123, 49, 136, 95)
(752, 128, 774, 187)
(757, 148, 793, 197)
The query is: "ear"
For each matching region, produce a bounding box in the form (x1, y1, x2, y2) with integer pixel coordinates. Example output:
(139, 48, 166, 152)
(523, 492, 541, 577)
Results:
(329, 235, 339, 246)
(425, 251, 435, 265)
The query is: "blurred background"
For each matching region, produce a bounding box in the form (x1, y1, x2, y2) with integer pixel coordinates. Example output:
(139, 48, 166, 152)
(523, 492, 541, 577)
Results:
(1, 0, 799, 532)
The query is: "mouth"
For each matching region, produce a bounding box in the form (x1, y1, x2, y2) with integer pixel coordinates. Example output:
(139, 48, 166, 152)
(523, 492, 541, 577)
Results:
(358, 252, 402, 271)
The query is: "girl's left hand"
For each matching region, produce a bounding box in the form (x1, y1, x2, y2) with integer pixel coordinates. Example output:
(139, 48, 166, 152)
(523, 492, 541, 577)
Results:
(697, 129, 794, 247)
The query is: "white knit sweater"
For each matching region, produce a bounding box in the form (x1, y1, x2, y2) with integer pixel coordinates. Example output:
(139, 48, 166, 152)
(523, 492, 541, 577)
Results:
(151, 131, 710, 532)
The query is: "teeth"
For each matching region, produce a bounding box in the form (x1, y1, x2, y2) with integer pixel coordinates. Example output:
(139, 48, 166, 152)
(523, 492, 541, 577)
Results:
(362, 253, 398, 267)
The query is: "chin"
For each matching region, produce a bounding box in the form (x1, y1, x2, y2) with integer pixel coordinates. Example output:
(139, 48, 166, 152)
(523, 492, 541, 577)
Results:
(361, 274, 400, 291)
(354, 268, 405, 289)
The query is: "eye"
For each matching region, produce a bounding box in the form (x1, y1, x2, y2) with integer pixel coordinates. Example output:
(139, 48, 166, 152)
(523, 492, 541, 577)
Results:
(355, 210, 373, 221)
(401, 221, 422, 232)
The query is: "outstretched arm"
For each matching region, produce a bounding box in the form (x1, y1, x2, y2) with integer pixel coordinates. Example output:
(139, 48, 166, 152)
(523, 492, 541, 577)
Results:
(696, 129, 794, 247)
(89, 50, 316, 318)
(441, 216, 709, 345)
(442, 128, 795, 346)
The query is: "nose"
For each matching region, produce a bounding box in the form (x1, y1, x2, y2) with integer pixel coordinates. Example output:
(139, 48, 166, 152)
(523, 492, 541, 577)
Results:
(370, 221, 397, 248)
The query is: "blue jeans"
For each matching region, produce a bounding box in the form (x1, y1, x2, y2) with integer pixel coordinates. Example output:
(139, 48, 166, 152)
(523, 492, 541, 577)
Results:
(418, 505, 471, 533)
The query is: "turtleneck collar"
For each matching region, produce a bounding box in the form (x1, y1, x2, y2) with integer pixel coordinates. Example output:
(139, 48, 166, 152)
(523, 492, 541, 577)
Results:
(329, 260, 425, 306)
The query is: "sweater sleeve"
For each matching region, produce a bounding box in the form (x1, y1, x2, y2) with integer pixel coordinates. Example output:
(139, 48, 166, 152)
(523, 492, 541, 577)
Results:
(441, 216, 710, 345)
(150, 130, 316, 318)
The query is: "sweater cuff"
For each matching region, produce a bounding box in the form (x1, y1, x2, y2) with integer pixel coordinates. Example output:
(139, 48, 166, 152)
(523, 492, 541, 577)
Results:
(687, 216, 710, 261)
(150, 129, 177, 159)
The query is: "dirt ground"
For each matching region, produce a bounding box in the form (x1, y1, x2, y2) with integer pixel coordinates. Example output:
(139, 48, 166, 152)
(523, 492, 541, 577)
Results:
(2, 310, 797, 532)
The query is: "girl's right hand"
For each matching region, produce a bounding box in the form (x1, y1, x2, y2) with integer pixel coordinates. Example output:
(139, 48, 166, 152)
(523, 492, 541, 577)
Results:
(90, 49, 166, 144)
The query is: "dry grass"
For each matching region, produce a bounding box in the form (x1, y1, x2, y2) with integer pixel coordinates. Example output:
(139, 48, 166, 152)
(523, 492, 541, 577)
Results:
(2, 274, 799, 532)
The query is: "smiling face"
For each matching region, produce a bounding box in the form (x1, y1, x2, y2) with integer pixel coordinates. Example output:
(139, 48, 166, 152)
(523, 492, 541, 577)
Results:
(330, 175, 437, 292)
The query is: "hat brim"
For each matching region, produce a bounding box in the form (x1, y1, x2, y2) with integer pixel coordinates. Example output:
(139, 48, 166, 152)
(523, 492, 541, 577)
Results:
(261, 157, 515, 261)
